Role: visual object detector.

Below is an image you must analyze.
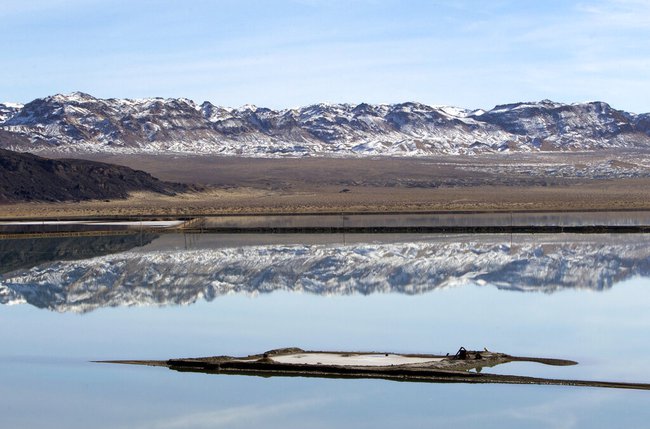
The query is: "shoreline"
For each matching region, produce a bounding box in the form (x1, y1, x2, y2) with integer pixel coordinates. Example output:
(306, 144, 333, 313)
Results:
(4, 206, 650, 223)
(5, 210, 650, 239)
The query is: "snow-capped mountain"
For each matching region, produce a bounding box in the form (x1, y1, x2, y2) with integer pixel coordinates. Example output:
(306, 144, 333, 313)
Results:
(1, 92, 649, 157)
(0, 102, 23, 123)
(2, 235, 649, 313)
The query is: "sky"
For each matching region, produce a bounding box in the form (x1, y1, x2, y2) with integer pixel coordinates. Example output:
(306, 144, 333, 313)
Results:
(1, 0, 649, 112)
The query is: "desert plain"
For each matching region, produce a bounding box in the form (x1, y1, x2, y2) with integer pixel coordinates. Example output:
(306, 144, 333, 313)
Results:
(3, 151, 650, 219)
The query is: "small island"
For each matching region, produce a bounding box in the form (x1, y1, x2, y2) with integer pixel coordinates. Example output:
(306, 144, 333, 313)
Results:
(98, 347, 650, 391)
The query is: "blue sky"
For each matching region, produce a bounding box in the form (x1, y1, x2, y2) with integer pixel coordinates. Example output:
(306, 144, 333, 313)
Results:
(1, 0, 649, 112)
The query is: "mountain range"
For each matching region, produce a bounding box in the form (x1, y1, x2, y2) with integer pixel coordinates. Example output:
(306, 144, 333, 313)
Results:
(1, 92, 650, 157)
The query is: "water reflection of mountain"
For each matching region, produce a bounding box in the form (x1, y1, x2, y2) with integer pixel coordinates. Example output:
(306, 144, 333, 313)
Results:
(0, 233, 158, 275)
(2, 235, 650, 313)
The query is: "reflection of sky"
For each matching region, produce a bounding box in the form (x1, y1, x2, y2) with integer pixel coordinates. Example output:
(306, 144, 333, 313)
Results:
(6, 360, 647, 429)
(3, 275, 650, 428)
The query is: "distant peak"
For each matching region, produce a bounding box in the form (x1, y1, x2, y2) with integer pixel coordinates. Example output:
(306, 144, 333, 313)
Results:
(301, 102, 344, 111)
(580, 100, 611, 109)
(0, 102, 23, 109)
(488, 100, 565, 113)
(49, 91, 96, 103)
(432, 105, 473, 118)
(67, 91, 95, 99)
(173, 97, 197, 107)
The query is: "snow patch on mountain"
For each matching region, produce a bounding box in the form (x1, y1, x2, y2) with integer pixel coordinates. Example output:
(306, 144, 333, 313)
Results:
(0, 102, 23, 123)
(1, 93, 649, 157)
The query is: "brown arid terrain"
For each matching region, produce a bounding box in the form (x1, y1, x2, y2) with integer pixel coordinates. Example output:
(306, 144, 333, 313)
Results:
(2, 152, 650, 219)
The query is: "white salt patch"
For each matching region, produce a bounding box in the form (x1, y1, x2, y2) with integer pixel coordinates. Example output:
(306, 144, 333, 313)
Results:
(0, 221, 83, 225)
(87, 221, 184, 227)
(271, 353, 443, 367)
(0, 220, 183, 228)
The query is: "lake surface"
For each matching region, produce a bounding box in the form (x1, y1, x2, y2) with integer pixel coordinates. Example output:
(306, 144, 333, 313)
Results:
(2, 231, 650, 428)
(202, 211, 650, 228)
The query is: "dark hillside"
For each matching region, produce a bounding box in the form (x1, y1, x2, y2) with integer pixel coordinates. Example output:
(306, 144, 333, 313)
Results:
(0, 148, 192, 202)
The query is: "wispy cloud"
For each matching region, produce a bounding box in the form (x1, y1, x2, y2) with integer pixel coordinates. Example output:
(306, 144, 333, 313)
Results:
(577, 0, 650, 27)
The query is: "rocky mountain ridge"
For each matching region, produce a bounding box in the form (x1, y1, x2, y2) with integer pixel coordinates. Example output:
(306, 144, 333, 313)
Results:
(1, 92, 649, 156)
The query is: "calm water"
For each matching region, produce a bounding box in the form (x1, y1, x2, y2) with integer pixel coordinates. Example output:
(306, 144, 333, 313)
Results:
(203, 211, 650, 228)
(2, 232, 650, 428)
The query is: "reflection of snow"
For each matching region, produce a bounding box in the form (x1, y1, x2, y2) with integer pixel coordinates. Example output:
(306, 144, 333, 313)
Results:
(3, 235, 650, 312)
(271, 353, 443, 366)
